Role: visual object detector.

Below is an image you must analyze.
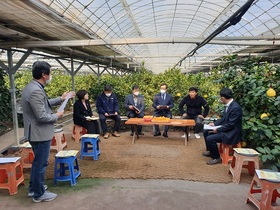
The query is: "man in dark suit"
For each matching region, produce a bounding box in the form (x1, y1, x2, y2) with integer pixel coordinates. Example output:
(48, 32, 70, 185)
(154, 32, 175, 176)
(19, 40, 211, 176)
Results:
(152, 83, 174, 138)
(96, 84, 121, 139)
(124, 85, 145, 136)
(203, 88, 242, 165)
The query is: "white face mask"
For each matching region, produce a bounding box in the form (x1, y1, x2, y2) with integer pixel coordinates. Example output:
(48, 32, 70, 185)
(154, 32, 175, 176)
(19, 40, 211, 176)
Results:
(134, 92, 139, 96)
(105, 93, 111, 97)
(46, 75, 52, 84)
(160, 89, 166, 94)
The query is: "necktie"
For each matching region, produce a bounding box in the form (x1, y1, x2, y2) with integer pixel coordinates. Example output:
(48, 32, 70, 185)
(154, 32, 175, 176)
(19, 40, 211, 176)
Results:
(162, 94, 165, 101)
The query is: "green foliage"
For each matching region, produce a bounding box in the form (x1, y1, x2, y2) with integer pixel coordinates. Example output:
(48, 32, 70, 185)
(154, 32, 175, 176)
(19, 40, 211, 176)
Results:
(213, 56, 280, 170)
(0, 69, 12, 133)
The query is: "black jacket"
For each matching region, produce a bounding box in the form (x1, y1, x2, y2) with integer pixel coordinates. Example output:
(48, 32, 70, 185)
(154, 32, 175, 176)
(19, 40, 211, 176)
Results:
(179, 95, 209, 117)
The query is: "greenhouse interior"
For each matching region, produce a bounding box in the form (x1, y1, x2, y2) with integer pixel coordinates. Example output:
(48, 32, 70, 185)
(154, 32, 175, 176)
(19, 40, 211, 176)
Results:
(1, 0, 280, 209)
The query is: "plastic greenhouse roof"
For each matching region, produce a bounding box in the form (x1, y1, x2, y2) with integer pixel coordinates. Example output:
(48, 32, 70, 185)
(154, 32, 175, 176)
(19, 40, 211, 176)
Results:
(0, 0, 279, 74)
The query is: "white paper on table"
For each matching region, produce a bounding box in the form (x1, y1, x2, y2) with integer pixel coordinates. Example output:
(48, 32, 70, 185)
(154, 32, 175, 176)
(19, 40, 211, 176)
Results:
(0, 157, 21, 164)
(203, 124, 222, 130)
(57, 91, 74, 112)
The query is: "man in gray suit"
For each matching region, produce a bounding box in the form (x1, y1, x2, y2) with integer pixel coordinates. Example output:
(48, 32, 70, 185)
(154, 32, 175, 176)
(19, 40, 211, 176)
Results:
(22, 61, 72, 202)
(124, 85, 145, 136)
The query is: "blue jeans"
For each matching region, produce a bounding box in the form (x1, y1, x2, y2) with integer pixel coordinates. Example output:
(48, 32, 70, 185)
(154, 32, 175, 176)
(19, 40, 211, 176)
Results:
(29, 140, 51, 198)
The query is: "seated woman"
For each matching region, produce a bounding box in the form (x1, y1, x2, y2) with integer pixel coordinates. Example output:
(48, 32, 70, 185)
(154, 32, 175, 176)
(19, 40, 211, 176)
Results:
(73, 89, 100, 149)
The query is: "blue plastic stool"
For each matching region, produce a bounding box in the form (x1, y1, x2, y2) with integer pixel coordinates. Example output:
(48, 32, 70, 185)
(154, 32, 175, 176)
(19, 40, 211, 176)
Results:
(80, 136, 100, 161)
(54, 156, 80, 186)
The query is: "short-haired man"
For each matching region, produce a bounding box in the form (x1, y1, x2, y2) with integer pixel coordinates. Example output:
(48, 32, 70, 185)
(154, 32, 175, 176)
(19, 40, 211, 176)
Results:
(179, 86, 209, 139)
(22, 61, 73, 202)
(152, 83, 174, 138)
(202, 88, 242, 165)
(124, 85, 145, 136)
(96, 84, 121, 139)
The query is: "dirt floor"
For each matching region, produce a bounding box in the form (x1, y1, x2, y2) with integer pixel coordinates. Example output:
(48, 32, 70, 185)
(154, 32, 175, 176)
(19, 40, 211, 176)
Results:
(18, 123, 253, 184)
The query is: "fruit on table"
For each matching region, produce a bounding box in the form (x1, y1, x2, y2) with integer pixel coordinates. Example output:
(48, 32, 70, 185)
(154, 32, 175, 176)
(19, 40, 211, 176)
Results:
(266, 88, 276, 97)
(152, 116, 171, 122)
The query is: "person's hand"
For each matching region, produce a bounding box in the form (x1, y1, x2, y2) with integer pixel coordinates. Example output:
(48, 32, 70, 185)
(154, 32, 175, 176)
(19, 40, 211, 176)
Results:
(61, 91, 75, 100)
(129, 105, 133, 110)
(157, 105, 160, 109)
(105, 113, 109, 117)
(198, 115, 204, 119)
(182, 113, 187, 117)
(212, 129, 218, 133)
(114, 112, 118, 115)
(57, 111, 64, 118)
(208, 122, 214, 126)
(166, 106, 169, 109)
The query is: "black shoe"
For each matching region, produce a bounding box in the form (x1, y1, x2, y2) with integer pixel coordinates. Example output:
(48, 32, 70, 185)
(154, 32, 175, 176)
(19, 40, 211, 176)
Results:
(163, 132, 168, 138)
(207, 158, 222, 165)
(138, 132, 144, 135)
(154, 131, 161, 136)
(130, 133, 134, 136)
(202, 151, 211, 157)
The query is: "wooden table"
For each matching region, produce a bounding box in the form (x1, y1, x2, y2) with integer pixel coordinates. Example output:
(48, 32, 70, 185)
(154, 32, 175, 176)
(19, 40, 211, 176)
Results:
(125, 118, 195, 146)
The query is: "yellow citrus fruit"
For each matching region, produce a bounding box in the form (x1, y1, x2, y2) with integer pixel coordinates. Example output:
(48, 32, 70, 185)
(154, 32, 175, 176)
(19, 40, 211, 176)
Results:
(176, 93, 181, 97)
(241, 142, 247, 147)
(267, 113, 270, 117)
(266, 88, 276, 97)
(260, 113, 268, 120)
(203, 94, 208, 98)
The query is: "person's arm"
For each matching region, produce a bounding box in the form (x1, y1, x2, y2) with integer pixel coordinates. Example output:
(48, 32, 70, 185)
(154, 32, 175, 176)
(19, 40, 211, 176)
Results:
(114, 94, 119, 114)
(86, 100, 93, 116)
(124, 95, 131, 110)
(202, 98, 210, 118)
(152, 95, 159, 109)
(139, 95, 145, 113)
(167, 94, 174, 109)
(73, 102, 86, 121)
(96, 95, 106, 115)
(178, 97, 186, 115)
(30, 89, 59, 123)
(216, 107, 242, 132)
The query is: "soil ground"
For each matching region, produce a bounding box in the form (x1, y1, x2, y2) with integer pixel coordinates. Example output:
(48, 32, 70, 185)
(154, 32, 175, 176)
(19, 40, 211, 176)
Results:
(20, 122, 253, 184)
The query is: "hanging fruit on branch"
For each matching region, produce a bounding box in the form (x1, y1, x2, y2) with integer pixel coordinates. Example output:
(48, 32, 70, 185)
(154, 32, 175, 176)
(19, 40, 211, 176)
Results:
(266, 87, 276, 97)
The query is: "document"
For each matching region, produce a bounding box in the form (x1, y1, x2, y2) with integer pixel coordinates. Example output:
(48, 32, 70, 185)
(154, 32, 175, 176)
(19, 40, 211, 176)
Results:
(256, 170, 280, 182)
(0, 157, 21, 163)
(82, 134, 100, 138)
(57, 91, 75, 112)
(233, 148, 259, 156)
(85, 116, 99, 121)
(203, 124, 222, 130)
(55, 150, 79, 157)
(132, 106, 140, 112)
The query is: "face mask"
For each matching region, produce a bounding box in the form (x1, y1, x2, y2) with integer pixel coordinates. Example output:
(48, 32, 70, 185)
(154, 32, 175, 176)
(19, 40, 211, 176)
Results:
(134, 92, 139, 96)
(46, 75, 52, 84)
(105, 93, 111, 97)
(160, 89, 166, 94)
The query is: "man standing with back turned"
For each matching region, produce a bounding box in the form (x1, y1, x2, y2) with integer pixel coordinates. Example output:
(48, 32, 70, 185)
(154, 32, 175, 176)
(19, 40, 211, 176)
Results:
(22, 61, 73, 202)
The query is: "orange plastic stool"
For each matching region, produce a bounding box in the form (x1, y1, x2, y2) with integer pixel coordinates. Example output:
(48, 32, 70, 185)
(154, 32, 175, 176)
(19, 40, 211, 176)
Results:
(219, 142, 241, 165)
(72, 125, 87, 143)
(229, 149, 259, 184)
(51, 129, 67, 152)
(0, 158, 25, 195)
(20, 148, 34, 169)
(246, 171, 280, 210)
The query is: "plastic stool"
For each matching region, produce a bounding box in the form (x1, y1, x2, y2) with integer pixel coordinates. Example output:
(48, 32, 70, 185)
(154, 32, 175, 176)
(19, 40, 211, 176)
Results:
(80, 135, 100, 161)
(246, 170, 280, 210)
(54, 155, 80, 186)
(20, 147, 34, 169)
(229, 149, 259, 184)
(219, 142, 241, 165)
(0, 158, 25, 195)
(72, 125, 87, 143)
(51, 129, 67, 152)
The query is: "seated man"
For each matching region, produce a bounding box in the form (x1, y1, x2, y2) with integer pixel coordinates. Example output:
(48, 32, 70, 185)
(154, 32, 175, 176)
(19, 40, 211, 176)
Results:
(152, 83, 174, 138)
(202, 88, 242, 165)
(124, 85, 145, 136)
(96, 84, 121, 139)
(179, 86, 209, 139)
